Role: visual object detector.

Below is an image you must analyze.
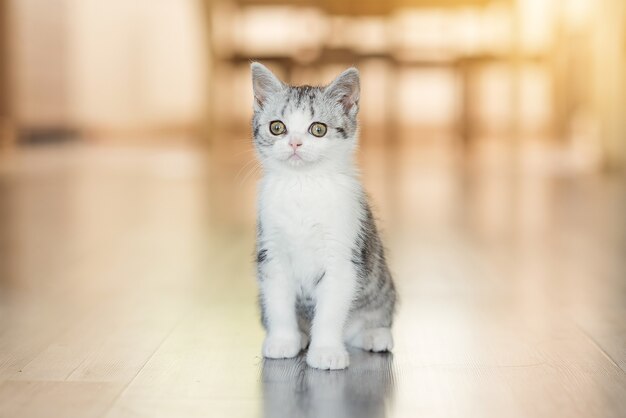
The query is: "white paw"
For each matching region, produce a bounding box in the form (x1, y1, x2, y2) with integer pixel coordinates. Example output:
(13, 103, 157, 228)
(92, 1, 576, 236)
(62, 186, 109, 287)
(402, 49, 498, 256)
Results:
(263, 334, 302, 359)
(306, 346, 349, 370)
(349, 327, 393, 352)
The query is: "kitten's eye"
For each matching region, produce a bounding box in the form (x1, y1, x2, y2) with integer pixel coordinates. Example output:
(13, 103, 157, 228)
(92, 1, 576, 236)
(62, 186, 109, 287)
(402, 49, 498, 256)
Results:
(309, 122, 327, 138)
(269, 120, 286, 135)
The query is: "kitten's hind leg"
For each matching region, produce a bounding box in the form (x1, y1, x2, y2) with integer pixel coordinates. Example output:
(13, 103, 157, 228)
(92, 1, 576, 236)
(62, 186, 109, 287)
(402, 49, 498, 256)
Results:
(347, 327, 394, 352)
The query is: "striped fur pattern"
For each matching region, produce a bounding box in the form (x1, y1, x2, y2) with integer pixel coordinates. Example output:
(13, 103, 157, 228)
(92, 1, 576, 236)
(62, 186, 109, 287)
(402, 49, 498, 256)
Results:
(251, 62, 396, 370)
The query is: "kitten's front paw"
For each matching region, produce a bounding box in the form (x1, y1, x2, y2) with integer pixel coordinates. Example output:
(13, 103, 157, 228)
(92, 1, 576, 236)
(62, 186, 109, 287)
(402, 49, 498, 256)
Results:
(306, 346, 349, 370)
(263, 334, 302, 359)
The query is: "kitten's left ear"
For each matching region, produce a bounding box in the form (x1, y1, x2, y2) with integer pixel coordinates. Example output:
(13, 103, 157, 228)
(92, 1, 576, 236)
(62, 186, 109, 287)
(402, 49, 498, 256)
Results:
(325, 67, 360, 115)
(251, 62, 284, 110)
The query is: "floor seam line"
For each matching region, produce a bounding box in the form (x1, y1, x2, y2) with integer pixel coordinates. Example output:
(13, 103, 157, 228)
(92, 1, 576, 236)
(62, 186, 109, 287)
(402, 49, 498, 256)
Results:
(575, 322, 624, 374)
(97, 312, 188, 418)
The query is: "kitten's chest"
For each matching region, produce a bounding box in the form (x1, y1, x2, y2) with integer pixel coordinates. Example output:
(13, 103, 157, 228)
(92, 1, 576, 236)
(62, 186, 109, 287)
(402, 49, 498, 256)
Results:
(258, 176, 359, 282)
(262, 178, 338, 245)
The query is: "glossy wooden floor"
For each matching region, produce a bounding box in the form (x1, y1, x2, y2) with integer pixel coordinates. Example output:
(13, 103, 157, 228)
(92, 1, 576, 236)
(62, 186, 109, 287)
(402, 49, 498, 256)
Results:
(0, 139, 624, 418)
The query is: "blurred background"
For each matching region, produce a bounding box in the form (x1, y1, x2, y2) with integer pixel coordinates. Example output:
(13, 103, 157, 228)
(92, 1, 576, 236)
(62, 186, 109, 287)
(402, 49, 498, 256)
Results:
(1, 0, 625, 165)
(0, 1, 625, 417)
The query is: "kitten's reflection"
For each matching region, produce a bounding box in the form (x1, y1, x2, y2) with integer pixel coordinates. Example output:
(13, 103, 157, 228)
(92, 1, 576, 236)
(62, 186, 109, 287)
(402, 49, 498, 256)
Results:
(261, 349, 395, 418)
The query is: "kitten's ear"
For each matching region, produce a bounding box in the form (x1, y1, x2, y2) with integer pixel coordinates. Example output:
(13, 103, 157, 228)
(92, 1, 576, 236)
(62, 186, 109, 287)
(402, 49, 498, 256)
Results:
(325, 67, 360, 115)
(251, 62, 284, 110)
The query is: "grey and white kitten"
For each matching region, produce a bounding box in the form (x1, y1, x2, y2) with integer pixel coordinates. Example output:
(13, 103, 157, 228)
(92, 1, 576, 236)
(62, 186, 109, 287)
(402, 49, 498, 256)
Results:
(251, 62, 396, 370)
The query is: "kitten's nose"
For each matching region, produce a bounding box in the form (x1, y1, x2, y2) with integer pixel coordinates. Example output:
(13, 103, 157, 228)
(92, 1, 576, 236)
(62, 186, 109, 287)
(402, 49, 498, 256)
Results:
(289, 137, 303, 151)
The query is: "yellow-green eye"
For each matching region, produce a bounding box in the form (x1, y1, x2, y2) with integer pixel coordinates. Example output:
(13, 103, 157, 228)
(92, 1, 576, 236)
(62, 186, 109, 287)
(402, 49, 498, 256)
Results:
(309, 122, 327, 137)
(269, 120, 286, 135)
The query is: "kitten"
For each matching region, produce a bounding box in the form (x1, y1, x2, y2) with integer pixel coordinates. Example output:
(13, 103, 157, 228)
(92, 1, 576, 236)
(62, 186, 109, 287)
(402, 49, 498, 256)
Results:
(251, 62, 396, 370)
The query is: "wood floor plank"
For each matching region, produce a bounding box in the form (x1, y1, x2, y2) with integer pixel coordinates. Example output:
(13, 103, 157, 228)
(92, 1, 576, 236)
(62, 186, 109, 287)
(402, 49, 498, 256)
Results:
(0, 381, 125, 418)
(104, 243, 262, 417)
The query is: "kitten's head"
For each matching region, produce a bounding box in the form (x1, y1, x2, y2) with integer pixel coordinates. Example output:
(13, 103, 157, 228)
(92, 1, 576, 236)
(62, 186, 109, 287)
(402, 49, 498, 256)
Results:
(251, 62, 360, 171)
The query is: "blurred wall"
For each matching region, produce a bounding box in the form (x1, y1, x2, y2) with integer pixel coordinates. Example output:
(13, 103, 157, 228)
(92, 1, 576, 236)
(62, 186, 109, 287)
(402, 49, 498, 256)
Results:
(68, 0, 207, 134)
(592, 0, 626, 170)
(5, 0, 208, 138)
(8, 0, 70, 132)
(0, 0, 9, 146)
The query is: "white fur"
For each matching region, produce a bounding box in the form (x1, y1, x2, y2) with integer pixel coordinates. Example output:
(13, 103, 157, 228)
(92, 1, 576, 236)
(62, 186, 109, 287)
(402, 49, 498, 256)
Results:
(257, 107, 365, 370)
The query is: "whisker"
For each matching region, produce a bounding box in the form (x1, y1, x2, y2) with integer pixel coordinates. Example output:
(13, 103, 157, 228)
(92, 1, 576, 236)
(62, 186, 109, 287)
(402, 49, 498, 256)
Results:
(239, 162, 262, 187)
(233, 148, 256, 158)
(234, 157, 260, 183)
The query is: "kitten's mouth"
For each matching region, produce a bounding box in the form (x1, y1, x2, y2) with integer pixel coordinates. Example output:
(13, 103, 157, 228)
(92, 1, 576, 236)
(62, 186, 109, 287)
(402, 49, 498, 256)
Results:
(289, 152, 302, 161)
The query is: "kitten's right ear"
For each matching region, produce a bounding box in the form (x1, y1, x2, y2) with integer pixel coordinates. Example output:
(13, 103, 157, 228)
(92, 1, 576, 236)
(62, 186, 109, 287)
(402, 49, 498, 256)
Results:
(251, 62, 284, 110)
(325, 67, 360, 116)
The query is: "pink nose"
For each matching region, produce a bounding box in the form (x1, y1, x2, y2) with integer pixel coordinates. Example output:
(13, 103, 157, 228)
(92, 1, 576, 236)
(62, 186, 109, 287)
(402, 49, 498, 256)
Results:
(289, 138, 302, 151)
